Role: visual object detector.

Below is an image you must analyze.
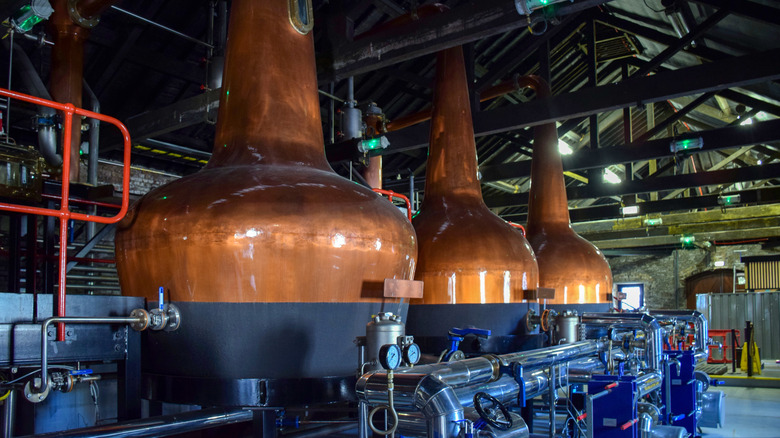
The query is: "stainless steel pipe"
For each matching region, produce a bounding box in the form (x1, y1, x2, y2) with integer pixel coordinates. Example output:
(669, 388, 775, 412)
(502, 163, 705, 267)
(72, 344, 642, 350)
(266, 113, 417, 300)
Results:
(23, 407, 252, 438)
(35, 315, 144, 395)
(645, 310, 708, 356)
(580, 313, 664, 371)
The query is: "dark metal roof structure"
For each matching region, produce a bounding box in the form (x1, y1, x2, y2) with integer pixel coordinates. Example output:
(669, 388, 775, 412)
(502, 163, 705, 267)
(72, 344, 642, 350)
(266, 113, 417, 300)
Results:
(2, 0, 779, 250)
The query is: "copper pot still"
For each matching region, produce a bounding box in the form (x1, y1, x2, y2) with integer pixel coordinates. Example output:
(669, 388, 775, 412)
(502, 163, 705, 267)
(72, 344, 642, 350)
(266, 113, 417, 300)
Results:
(524, 76, 612, 304)
(412, 47, 538, 305)
(114, 0, 417, 381)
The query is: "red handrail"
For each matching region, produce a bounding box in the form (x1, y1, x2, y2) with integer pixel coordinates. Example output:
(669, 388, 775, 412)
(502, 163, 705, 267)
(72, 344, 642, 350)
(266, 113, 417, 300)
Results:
(372, 188, 413, 222)
(507, 221, 526, 237)
(0, 87, 132, 341)
(41, 193, 122, 209)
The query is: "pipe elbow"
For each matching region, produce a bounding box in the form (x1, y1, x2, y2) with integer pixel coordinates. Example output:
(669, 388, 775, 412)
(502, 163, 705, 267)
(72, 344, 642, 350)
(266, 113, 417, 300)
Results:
(413, 375, 463, 419)
(38, 124, 63, 167)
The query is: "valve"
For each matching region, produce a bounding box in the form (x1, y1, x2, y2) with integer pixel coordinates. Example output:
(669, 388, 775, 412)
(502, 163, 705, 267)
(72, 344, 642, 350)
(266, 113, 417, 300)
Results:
(145, 287, 182, 331)
(22, 369, 98, 403)
(525, 308, 556, 332)
(441, 327, 491, 362)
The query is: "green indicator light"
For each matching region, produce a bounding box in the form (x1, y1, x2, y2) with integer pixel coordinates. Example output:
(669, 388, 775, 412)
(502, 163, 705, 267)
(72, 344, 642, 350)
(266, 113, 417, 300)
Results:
(162, 196, 168, 200)
(670, 137, 703, 153)
(645, 218, 662, 226)
(362, 138, 381, 150)
(359, 136, 389, 153)
(680, 234, 695, 247)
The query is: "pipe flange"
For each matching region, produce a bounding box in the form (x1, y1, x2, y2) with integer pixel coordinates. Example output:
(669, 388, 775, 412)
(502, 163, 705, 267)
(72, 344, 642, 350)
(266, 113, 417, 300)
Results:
(163, 303, 182, 332)
(67, 0, 100, 28)
(129, 308, 149, 331)
(23, 378, 50, 403)
(481, 354, 503, 381)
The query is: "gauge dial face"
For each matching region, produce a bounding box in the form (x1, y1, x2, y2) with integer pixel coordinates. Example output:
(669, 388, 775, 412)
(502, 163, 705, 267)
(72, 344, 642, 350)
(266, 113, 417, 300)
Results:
(404, 343, 421, 365)
(379, 344, 402, 370)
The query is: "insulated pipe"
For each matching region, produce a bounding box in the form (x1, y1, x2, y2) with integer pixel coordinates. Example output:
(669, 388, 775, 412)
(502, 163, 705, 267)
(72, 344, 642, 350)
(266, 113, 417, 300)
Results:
(397, 356, 495, 388)
(83, 80, 100, 239)
(25, 407, 252, 438)
(1, 40, 61, 166)
(580, 313, 664, 371)
(635, 371, 663, 397)
(397, 340, 600, 389)
(48, 0, 120, 181)
(498, 340, 601, 373)
(359, 342, 602, 436)
(357, 374, 464, 437)
(48, 0, 88, 181)
(567, 357, 604, 382)
(207, 1, 227, 90)
(645, 310, 708, 355)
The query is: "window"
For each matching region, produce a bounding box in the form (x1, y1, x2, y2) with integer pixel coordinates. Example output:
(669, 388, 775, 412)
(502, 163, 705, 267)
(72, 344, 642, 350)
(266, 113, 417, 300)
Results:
(615, 283, 644, 311)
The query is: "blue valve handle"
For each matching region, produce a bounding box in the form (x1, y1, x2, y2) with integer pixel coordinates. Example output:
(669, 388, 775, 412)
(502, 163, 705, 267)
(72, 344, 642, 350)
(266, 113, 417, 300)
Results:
(513, 363, 527, 407)
(276, 416, 300, 428)
(710, 379, 725, 386)
(445, 328, 492, 361)
(158, 287, 165, 311)
(449, 327, 492, 338)
(671, 413, 686, 422)
(69, 369, 93, 376)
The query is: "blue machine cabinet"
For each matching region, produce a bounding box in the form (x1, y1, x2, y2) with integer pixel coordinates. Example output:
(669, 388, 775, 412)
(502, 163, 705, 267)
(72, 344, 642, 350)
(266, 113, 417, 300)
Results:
(661, 350, 698, 436)
(587, 375, 639, 438)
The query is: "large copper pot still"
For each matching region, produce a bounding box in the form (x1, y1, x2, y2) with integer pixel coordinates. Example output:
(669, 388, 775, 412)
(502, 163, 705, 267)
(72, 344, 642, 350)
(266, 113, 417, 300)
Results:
(523, 76, 612, 304)
(114, 0, 417, 380)
(412, 47, 539, 305)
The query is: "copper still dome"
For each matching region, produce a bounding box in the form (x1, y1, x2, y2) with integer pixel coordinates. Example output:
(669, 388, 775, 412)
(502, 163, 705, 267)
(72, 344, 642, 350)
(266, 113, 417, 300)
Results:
(411, 47, 539, 305)
(523, 77, 612, 305)
(114, 0, 417, 386)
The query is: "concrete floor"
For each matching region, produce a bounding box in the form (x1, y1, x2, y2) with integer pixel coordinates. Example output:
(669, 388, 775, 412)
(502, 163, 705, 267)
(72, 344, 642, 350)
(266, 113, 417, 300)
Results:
(700, 386, 780, 437)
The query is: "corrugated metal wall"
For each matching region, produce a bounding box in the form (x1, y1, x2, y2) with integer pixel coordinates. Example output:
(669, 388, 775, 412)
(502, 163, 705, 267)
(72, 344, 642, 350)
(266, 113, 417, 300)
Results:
(697, 292, 780, 359)
(745, 260, 780, 291)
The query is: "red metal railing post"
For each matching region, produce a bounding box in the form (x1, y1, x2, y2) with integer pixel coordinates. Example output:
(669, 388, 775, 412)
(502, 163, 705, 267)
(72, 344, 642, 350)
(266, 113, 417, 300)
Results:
(56, 106, 75, 340)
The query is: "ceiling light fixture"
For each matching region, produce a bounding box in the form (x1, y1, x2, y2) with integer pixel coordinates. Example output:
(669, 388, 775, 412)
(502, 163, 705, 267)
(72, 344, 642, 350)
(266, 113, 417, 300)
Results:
(558, 139, 573, 155)
(604, 168, 622, 184)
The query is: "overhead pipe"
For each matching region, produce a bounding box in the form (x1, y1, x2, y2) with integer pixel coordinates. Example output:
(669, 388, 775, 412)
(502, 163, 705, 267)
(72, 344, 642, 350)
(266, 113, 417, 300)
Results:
(384, 77, 528, 133)
(411, 46, 537, 304)
(1, 40, 61, 166)
(523, 75, 612, 305)
(580, 313, 664, 371)
(109, 6, 214, 49)
(83, 79, 100, 239)
(207, 1, 227, 90)
(48, 0, 120, 181)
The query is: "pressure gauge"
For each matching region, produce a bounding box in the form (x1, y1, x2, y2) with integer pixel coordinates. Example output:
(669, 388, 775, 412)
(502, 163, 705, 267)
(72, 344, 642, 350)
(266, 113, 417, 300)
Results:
(378, 344, 402, 370)
(403, 343, 421, 365)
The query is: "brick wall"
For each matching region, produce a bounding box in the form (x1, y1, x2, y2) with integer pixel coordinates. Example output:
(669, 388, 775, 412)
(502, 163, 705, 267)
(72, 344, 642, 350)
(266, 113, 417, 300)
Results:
(608, 243, 779, 309)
